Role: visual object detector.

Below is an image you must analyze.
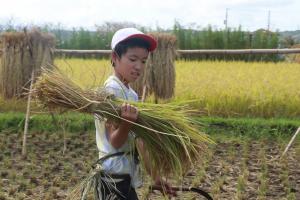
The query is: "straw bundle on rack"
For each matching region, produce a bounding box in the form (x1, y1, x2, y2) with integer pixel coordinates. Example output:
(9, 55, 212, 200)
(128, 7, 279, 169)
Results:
(131, 33, 177, 101)
(0, 29, 55, 99)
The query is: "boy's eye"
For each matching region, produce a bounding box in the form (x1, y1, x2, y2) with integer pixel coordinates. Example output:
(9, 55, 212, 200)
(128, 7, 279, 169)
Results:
(142, 60, 146, 64)
(129, 58, 136, 62)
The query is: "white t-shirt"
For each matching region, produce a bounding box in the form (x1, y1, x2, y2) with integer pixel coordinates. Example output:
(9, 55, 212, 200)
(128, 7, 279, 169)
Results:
(94, 75, 142, 188)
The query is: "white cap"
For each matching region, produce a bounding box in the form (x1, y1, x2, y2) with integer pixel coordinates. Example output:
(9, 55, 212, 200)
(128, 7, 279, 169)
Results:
(111, 28, 157, 52)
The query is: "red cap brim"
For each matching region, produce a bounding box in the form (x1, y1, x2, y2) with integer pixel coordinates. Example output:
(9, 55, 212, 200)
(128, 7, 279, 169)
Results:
(121, 34, 157, 52)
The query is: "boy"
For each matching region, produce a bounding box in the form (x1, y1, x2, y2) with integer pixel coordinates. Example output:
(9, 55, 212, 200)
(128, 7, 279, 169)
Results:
(94, 28, 175, 199)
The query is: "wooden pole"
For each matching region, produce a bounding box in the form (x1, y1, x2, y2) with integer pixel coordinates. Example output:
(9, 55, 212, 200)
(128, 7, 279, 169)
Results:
(281, 127, 300, 158)
(53, 48, 300, 56)
(0, 48, 294, 58)
(22, 70, 35, 156)
(141, 85, 147, 102)
(177, 48, 300, 55)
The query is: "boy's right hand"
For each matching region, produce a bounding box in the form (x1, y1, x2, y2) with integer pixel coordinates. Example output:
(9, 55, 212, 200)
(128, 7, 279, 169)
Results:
(107, 103, 138, 149)
(120, 102, 138, 123)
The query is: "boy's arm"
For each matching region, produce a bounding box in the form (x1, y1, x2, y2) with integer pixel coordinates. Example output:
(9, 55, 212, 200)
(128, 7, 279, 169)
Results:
(106, 103, 138, 149)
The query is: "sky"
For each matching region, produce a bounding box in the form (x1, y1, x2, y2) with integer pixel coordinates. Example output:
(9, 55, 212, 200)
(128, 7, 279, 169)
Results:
(0, 0, 299, 31)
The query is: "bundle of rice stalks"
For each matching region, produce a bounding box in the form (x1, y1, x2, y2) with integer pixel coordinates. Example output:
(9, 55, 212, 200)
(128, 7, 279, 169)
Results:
(33, 67, 212, 179)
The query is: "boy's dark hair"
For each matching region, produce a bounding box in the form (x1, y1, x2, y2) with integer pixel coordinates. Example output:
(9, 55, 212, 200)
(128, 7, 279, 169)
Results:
(112, 38, 151, 67)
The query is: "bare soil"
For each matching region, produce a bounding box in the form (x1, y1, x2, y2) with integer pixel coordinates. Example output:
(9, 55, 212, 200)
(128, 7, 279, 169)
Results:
(0, 131, 299, 200)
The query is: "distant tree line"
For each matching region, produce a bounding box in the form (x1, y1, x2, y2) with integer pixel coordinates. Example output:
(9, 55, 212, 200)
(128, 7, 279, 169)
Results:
(0, 21, 290, 61)
(172, 22, 280, 61)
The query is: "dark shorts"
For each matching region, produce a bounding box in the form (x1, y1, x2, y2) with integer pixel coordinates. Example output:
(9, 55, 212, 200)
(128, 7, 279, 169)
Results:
(95, 173, 138, 200)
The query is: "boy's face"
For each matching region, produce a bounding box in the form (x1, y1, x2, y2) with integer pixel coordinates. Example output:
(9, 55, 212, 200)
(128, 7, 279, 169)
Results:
(113, 47, 149, 83)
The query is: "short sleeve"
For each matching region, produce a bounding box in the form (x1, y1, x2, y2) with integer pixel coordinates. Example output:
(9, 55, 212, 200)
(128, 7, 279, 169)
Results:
(105, 86, 126, 100)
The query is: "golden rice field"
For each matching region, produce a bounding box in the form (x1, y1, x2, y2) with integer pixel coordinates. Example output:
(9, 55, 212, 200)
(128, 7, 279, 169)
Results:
(55, 58, 300, 118)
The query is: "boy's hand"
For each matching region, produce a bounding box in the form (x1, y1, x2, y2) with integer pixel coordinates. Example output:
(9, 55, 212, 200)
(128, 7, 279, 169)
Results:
(120, 103, 138, 122)
(107, 103, 138, 148)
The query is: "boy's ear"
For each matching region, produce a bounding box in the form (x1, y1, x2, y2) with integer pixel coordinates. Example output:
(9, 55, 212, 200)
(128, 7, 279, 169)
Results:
(111, 51, 118, 67)
(111, 51, 116, 62)
(111, 51, 120, 62)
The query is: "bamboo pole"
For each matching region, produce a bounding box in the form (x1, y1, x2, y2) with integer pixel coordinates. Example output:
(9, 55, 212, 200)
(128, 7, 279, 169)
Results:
(2, 48, 300, 59)
(22, 70, 35, 156)
(27, 48, 300, 58)
(2, 48, 300, 55)
(55, 49, 111, 54)
(54, 49, 111, 57)
(53, 48, 300, 55)
(177, 48, 300, 55)
(281, 127, 300, 158)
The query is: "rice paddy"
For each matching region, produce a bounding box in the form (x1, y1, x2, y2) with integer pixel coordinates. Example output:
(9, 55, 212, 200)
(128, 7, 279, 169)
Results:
(56, 58, 300, 118)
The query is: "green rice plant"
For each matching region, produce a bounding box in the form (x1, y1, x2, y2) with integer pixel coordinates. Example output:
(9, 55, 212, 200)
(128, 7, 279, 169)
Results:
(287, 192, 296, 200)
(236, 140, 249, 198)
(227, 143, 236, 163)
(241, 140, 250, 171)
(258, 172, 268, 199)
(257, 141, 268, 200)
(210, 176, 225, 199)
(236, 173, 247, 200)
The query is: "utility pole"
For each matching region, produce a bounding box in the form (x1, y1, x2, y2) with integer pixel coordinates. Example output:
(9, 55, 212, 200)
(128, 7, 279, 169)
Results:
(224, 8, 229, 48)
(267, 10, 271, 31)
(224, 8, 229, 29)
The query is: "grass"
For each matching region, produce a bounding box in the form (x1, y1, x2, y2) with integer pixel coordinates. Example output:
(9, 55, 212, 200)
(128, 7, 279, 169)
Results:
(0, 112, 300, 138)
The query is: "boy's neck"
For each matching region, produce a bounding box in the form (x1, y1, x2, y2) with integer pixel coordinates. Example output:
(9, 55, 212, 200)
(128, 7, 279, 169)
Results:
(114, 72, 129, 88)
